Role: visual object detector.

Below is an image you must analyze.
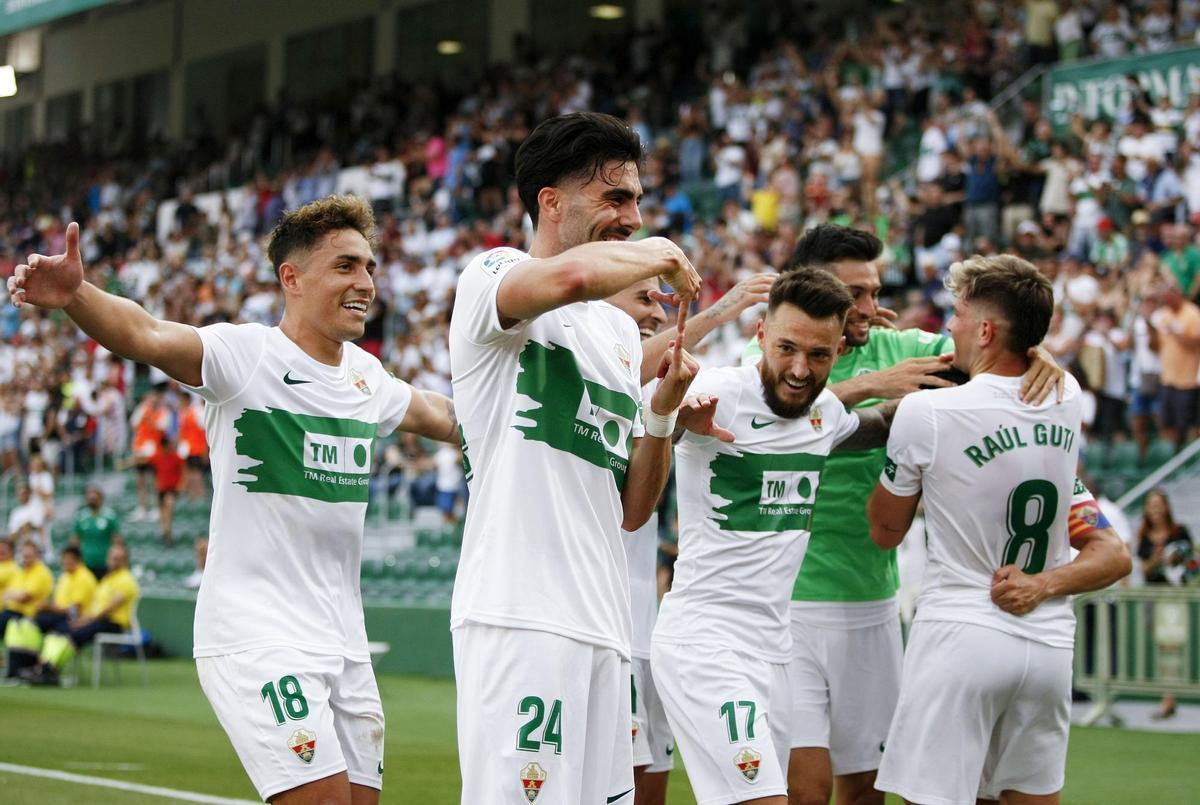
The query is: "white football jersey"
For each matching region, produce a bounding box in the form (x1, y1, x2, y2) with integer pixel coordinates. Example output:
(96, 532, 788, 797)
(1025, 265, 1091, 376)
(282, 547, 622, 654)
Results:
(653, 364, 859, 663)
(881, 372, 1084, 648)
(189, 323, 413, 660)
(450, 247, 645, 658)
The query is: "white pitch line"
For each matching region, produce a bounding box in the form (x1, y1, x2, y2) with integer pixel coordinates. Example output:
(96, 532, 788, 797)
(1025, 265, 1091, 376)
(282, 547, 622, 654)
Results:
(0, 762, 260, 804)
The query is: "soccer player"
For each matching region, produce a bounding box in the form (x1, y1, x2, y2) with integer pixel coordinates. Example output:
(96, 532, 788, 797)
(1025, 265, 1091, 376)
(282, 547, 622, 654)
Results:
(868, 255, 1131, 805)
(606, 273, 774, 805)
(8, 195, 458, 805)
(652, 269, 900, 805)
(742, 225, 1063, 805)
(449, 111, 707, 805)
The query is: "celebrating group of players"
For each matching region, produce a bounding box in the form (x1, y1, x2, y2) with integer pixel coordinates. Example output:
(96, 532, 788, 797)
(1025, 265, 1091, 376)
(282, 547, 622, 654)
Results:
(7, 111, 1131, 805)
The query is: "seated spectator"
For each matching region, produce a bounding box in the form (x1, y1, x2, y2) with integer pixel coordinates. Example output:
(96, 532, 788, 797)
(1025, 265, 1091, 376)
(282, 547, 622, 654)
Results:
(72, 483, 122, 581)
(35, 546, 97, 634)
(6, 482, 49, 559)
(0, 539, 16, 594)
(22, 543, 140, 686)
(0, 540, 54, 636)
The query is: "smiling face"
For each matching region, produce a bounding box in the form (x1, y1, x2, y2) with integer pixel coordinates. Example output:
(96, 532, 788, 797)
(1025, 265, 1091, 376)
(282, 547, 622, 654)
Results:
(282, 228, 376, 345)
(555, 160, 644, 251)
(830, 260, 881, 348)
(605, 277, 668, 341)
(756, 303, 845, 418)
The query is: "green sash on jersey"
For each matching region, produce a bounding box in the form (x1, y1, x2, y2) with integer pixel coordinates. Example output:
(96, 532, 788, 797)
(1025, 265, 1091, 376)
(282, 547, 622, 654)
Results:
(743, 328, 952, 602)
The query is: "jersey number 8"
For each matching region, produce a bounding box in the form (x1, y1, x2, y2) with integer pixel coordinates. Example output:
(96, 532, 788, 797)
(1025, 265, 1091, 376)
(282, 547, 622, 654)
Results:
(1003, 479, 1058, 575)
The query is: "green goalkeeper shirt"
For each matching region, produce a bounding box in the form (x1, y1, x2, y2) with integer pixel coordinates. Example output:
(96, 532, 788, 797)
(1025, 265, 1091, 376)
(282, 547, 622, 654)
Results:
(742, 327, 952, 602)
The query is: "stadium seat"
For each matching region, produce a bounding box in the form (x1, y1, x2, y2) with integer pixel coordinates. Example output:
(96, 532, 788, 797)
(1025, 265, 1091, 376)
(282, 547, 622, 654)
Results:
(1104, 441, 1141, 484)
(1144, 438, 1176, 471)
(92, 601, 148, 688)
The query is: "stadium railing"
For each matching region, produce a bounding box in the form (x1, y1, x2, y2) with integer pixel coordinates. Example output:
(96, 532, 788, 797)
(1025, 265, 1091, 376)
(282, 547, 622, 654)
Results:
(1073, 587, 1200, 726)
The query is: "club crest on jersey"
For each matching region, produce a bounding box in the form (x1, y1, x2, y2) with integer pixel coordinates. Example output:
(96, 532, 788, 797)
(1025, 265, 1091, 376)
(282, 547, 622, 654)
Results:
(734, 747, 761, 782)
(351, 369, 371, 395)
(288, 729, 317, 764)
(808, 406, 823, 432)
(614, 343, 632, 372)
(519, 762, 547, 802)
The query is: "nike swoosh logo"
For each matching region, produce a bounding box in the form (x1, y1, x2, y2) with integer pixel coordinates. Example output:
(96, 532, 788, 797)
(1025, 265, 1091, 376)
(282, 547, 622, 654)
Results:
(377, 761, 384, 774)
(750, 417, 774, 429)
(283, 371, 312, 386)
(606, 789, 634, 803)
(665, 743, 674, 756)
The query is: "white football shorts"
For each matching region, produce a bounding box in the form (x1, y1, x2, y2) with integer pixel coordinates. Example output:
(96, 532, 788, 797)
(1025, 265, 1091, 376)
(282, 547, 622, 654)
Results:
(652, 640, 790, 805)
(196, 646, 384, 801)
(453, 623, 634, 805)
(875, 620, 1072, 805)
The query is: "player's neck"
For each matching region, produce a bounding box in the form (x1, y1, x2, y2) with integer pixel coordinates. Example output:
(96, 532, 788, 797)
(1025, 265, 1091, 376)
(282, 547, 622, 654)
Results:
(970, 350, 1029, 379)
(279, 313, 344, 367)
(527, 228, 560, 259)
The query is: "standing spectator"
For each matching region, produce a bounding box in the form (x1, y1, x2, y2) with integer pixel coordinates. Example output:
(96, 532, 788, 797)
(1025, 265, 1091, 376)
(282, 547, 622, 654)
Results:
(1153, 282, 1200, 448)
(1091, 218, 1130, 272)
(1082, 309, 1131, 440)
(129, 386, 171, 521)
(153, 434, 185, 546)
(1131, 289, 1164, 461)
(962, 136, 1002, 249)
(72, 483, 122, 581)
(713, 130, 746, 205)
(1055, 1, 1085, 61)
(1025, 0, 1059, 65)
(1136, 490, 1193, 718)
(0, 539, 17, 594)
(1091, 5, 1135, 58)
(1162, 224, 1200, 299)
(7, 482, 49, 559)
(1138, 1, 1176, 53)
(27, 452, 54, 519)
(1143, 156, 1186, 226)
(177, 394, 209, 501)
(433, 442, 464, 525)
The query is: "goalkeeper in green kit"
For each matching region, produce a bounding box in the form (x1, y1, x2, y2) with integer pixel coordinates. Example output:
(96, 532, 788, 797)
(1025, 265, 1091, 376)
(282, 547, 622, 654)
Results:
(740, 225, 1065, 805)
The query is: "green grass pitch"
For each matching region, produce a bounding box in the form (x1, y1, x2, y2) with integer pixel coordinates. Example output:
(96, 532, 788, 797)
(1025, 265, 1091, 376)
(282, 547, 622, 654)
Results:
(0, 659, 1194, 804)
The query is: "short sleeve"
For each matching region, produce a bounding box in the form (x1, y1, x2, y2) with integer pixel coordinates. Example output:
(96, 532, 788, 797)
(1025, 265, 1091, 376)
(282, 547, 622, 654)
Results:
(828, 397, 862, 447)
(188, 323, 269, 406)
(375, 375, 416, 437)
(880, 392, 935, 496)
(1067, 477, 1113, 547)
(453, 248, 532, 345)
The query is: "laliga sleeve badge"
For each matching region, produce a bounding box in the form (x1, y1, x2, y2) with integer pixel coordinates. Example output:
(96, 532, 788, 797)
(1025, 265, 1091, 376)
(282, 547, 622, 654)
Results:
(520, 762, 547, 802)
(614, 343, 632, 372)
(288, 728, 317, 764)
(734, 747, 761, 782)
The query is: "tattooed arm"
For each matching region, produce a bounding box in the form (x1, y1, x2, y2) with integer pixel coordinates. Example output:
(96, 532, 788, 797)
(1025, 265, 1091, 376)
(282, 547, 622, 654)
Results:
(398, 389, 459, 443)
(639, 273, 776, 385)
(832, 399, 900, 452)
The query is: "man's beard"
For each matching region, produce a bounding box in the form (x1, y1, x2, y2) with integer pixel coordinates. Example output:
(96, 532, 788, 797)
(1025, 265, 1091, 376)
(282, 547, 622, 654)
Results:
(759, 361, 826, 419)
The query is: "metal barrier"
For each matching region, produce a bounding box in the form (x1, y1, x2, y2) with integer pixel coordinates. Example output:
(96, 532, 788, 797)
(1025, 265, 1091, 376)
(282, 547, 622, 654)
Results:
(1073, 587, 1200, 726)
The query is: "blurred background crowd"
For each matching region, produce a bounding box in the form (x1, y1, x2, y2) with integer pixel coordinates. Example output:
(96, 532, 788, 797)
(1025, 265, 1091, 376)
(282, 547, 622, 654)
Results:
(2, 0, 1200, 561)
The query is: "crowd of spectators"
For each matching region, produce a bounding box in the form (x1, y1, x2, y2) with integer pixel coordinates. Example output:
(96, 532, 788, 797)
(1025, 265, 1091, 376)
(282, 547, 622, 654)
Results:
(0, 0, 1198, 557)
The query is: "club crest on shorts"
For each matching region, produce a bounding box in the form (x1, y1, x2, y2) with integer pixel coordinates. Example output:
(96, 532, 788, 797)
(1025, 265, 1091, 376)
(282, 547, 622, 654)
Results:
(287, 728, 317, 764)
(808, 406, 823, 432)
(733, 747, 761, 782)
(614, 342, 632, 372)
(519, 762, 547, 802)
(351, 369, 371, 395)
(631, 718, 640, 745)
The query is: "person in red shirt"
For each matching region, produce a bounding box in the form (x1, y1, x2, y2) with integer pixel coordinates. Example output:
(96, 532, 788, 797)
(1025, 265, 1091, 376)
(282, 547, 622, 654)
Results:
(152, 434, 184, 546)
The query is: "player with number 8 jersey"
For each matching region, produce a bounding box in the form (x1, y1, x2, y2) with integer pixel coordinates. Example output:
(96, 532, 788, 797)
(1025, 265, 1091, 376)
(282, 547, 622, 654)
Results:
(868, 256, 1131, 805)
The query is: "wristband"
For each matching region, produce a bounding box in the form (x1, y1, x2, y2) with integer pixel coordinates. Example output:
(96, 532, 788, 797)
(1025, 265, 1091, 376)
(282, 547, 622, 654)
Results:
(643, 407, 679, 438)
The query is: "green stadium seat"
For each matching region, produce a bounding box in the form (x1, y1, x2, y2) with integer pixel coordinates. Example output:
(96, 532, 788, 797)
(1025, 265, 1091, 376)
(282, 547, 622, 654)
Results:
(1143, 438, 1176, 471)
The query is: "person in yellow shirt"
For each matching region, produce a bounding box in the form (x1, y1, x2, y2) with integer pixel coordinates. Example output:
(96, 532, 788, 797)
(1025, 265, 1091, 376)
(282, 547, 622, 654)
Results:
(35, 546, 97, 634)
(23, 543, 141, 686)
(0, 540, 54, 634)
(0, 539, 17, 595)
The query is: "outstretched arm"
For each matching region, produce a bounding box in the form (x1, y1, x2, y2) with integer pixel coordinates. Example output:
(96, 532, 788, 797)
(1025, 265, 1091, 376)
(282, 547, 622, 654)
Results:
(639, 273, 775, 384)
(867, 483, 921, 549)
(495, 237, 701, 328)
(8, 223, 203, 386)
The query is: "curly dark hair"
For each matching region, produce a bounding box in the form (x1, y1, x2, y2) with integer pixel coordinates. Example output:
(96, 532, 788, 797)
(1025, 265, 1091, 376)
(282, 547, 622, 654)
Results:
(266, 194, 377, 273)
